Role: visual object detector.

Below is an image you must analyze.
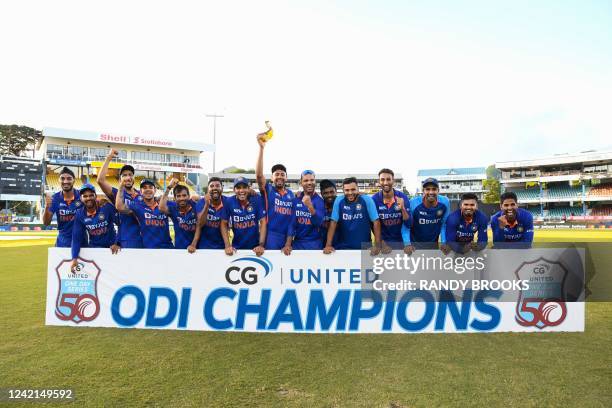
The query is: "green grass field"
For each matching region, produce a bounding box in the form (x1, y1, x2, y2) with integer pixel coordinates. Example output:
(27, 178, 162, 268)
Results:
(1, 232, 611, 407)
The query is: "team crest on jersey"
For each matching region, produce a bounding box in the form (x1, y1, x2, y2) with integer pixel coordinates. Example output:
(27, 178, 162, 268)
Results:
(515, 257, 568, 330)
(75, 201, 82, 207)
(99, 213, 105, 221)
(394, 204, 401, 211)
(472, 224, 477, 232)
(517, 226, 524, 233)
(356, 204, 362, 210)
(436, 209, 443, 217)
(54, 258, 101, 324)
(138, 196, 144, 201)
(247, 205, 253, 212)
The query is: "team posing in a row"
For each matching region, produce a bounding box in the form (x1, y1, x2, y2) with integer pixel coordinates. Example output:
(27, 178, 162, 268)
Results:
(44, 138, 534, 268)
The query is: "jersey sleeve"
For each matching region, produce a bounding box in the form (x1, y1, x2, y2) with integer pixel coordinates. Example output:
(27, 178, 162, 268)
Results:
(476, 211, 489, 247)
(107, 187, 119, 203)
(71, 211, 85, 259)
(166, 201, 178, 221)
(127, 200, 143, 217)
(438, 196, 451, 244)
(363, 195, 379, 222)
(444, 212, 463, 252)
(287, 201, 298, 237)
(195, 197, 206, 214)
(49, 194, 59, 213)
(409, 196, 421, 216)
(330, 196, 342, 222)
(400, 192, 412, 228)
(255, 196, 266, 221)
(311, 197, 324, 227)
(519, 211, 534, 245)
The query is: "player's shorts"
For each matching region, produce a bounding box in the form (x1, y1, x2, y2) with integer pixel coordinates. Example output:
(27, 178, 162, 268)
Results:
(293, 239, 323, 250)
(119, 239, 144, 249)
(265, 231, 287, 250)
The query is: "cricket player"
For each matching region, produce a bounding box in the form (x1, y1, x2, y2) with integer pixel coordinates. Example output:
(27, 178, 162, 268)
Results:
(70, 183, 120, 270)
(490, 191, 534, 248)
(282, 170, 325, 254)
(43, 167, 86, 248)
(115, 179, 174, 249)
(319, 179, 338, 247)
(255, 136, 294, 249)
(192, 177, 227, 250)
(409, 177, 451, 253)
(97, 148, 143, 248)
(221, 177, 267, 256)
(371, 168, 413, 254)
(445, 193, 488, 253)
(323, 177, 382, 254)
(160, 179, 198, 252)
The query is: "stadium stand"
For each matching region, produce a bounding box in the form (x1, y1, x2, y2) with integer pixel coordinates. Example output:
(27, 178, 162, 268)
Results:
(588, 183, 612, 197)
(514, 187, 540, 201)
(548, 206, 582, 218)
(591, 206, 612, 216)
(45, 173, 61, 191)
(546, 185, 583, 200)
(523, 207, 542, 217)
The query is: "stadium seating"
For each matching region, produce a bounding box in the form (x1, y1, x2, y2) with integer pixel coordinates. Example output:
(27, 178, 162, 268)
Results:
(45, 173, 61, 191)
(547, 206, 583, 218)
(524, 207, 542, 217)
(588, 183, 612, 197)
(514, 188, 540, 201)
(590, 206, 612, 216)
(545, 185, 583, 200)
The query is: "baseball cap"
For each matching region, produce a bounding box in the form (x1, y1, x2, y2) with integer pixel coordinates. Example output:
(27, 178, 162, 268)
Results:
(421, 177, 439, 188)
(233, 177, 250, 187)
(140, 179, 156, 188)
(119, 164, 135, 175)
(79, 183, 96, 194)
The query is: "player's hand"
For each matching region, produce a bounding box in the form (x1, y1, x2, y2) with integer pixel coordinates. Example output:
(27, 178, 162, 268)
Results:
(187, 244, 196, 254)
(440, 243, 451, 255)
(168, 178, 179, 189)
(282, 245, 292, 256)
(396, 196, 404, 208)
(302, 194, 312, 207)
(204, 191, 212, 204)
(110, 244, 121, 255)
(381, 241, 392, 254)
(403, 244, 415, 255)
(370, 245, 381, 256)
(256, 134, 266, 148)
(70, 259, 79, 272)
(224, 246, 236, 256)
(323, 245, 335, 254)
(498, 215, 509, 229)
(253, 245, 265, 256)
(107, 148, 119, 159)
(45, 193, 52, 208)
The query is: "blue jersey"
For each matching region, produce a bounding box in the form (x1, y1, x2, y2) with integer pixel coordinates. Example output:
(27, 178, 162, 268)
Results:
(49, 190, 85, 247)
(262, 182, 294, 248)
(223, 195, 266, 250)
(445, 209, 488, 252)
(287, 192, 325, 247)
(490, 208, 534, 248)
(110, 187, 143, 248)
(331, 194, 379, 250)
(409, 195, 451, 245)
(320, 205, 338, 247)
(71, 203, 118, 259)
(195, 196, 227, 249)
(128, 199, 174, 249)
(371, 190, 411, 245)
(167, 200, 198, 249)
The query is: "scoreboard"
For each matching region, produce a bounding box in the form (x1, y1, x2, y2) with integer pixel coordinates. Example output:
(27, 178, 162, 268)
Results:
(0, 156, 44, 197)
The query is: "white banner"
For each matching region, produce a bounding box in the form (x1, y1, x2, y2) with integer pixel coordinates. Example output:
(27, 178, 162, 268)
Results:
(45, 248, 585, 333)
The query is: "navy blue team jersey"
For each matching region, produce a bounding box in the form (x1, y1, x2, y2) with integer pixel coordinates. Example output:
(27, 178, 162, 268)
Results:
(371, 189, 411, 246)
(223, 195, 266, 250)
(490, 208, 534, 248)
(110, 187, 143, 248)
(49, 190, 86, 248)
(195, 196, 228, 249)
(262, 182, 294, 249)
(330, 194, 379, 249)
(71, 202, 118, 259)
(409, 195, 451, 246)
(128, 199, 174, 249)
(287, 192, 325, 249)
(444, 209, 488, 252)
(167, 200, 198, 249)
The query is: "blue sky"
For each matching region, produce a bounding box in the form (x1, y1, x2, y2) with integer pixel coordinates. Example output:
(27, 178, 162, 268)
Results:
(0, 0, 610, 190)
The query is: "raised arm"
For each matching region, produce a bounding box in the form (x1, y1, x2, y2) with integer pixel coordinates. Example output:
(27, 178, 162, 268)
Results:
(255, 137, 267, 191)
(97, 148, 118, 199)
(115, 182, 132, 214)
(42, 193, 54, 226)
(159, 178, 178, 215)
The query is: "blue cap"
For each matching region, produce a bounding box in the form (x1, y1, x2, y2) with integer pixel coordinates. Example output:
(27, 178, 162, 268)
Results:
(421, 177, 439, 188)
(140, 179, 156, 188)
(233, 177, 250, 187)
(79, 183, 96, 193)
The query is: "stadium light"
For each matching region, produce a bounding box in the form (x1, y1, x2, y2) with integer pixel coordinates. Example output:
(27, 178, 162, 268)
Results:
(205, 114, 224, 173)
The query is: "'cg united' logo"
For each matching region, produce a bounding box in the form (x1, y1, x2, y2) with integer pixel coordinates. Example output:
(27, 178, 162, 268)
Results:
(515, 257, 568, 329)
(55, 258, 101, 323)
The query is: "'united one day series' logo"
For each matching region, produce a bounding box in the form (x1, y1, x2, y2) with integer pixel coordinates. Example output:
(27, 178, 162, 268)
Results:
(55, 258, 101, 323)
